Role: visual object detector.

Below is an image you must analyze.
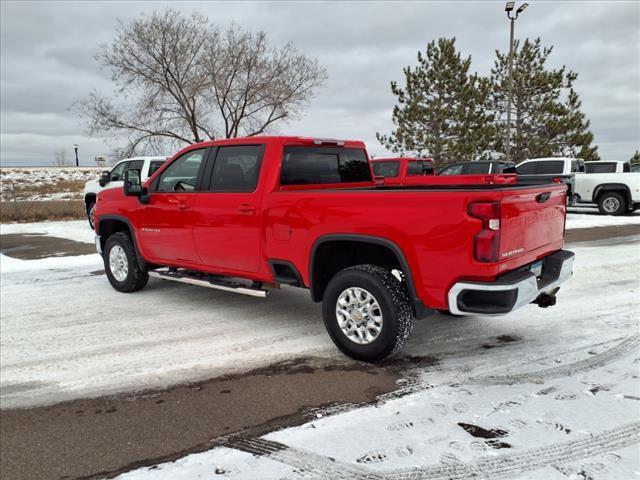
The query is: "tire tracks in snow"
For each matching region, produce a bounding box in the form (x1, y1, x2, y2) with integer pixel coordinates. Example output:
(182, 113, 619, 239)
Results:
(467, 334, 640, 385)
(231, 437, 383, 480)
(392, 422, 640, 480)
(305, 334, 640, 421)
(229, 422, 640, 479)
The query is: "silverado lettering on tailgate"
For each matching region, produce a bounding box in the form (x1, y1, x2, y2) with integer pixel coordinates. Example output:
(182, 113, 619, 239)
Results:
(507, 208, 563, 229)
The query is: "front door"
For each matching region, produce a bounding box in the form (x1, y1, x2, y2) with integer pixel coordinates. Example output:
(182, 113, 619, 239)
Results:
(140, 148, 207, 264)
(192, 145, 265, 273)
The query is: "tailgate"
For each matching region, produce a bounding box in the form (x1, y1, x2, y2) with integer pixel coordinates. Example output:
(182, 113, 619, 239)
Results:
(499, 186, 566, 260)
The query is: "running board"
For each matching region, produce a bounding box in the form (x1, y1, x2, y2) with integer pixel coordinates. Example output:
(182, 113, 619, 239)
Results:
(148, 269, 269, 298)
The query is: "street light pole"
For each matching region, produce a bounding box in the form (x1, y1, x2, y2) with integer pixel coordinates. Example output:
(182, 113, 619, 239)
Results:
(74, 144, 79, 167)
(504, 2, 528, 163)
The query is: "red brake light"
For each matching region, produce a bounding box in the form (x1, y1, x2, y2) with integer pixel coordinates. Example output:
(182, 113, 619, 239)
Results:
(468, 202, 501, 262)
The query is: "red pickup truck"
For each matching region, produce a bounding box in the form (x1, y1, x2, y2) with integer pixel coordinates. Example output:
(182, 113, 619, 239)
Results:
(371, 157, 435, 186)
(94, 136, 574, 361)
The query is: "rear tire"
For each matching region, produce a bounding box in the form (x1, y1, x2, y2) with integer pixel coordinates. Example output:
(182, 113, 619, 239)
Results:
(104, 232, 148, 292)
(597, 192, 626, 216)
(322, 264, 414, 362)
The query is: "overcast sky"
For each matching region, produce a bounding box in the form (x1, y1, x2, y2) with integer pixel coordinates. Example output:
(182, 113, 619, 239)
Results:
(1, 0, 638, 166)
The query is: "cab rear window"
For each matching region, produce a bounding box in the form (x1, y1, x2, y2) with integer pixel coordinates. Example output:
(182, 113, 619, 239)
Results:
(280, 146, 371, 185)
(372, 161, 400, 177)
(407, 160, 434, 176)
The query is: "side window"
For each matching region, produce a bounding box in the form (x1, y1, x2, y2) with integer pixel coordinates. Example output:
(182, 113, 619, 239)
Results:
(148, 160, 165, 177)
(407, 160, 434, 176)
(280, 147, 371, 185)
(463, 163, 490, 174)
(209, 145, 264, 192)
(372, 161, 400, 177)
(156, 149, 206, 192)
(127, 160, 144, 172)
(538, 161, 565, 174)
(439, 164, 464, 175)
(109, 161, 128, 181)
(515, 162, 537, 175)
(570, 160, 582, 173)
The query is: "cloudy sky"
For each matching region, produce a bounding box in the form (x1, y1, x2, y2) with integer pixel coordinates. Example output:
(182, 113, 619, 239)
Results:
(1, 0, 638, 166)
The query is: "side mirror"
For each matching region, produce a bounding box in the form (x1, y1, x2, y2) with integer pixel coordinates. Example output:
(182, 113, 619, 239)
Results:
(124, 169, 142, 196)
(99, 170, 110, 187)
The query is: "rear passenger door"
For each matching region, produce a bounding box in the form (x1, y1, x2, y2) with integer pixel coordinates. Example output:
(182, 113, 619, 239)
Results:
(192, 145, 265, 273)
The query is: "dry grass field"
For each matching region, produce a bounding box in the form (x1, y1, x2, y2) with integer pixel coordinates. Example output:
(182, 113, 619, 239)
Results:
(0, 167, 99, 222)
(0, 200, 86, 223)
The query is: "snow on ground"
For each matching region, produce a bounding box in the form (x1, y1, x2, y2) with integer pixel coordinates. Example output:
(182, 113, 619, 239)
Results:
(113, 236, 640, 479)
(566, 207, 640, 229)
(1, 220, 639, 477)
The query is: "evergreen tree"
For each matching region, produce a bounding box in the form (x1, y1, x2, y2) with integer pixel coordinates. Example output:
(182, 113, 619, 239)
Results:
(630, 150, 640, 164)
(491, 38, 599, 162)
(377, 38, 494, 165)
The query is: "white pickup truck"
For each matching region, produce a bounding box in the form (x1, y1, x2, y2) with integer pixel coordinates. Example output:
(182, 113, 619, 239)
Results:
(83, 156, 167, 228)
(516, 157, 640, 215)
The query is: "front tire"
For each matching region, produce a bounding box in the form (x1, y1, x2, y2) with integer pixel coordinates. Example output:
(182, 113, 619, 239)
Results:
(597, 192, 626, 216)
(322, 264, 414, 362)
(104, 232, 148, 292)
(87, 202, 95, 229)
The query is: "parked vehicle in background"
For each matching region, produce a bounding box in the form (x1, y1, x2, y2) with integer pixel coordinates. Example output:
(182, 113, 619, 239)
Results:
(371, 157, 434, 185)
(584, 160, 631, 174)
(516, 157, 640, 215)
(573, 172, 640, 215)
(94, 136, 574, 362)
(83, 157, 167, 228)
(438, 161, 514, 176)
(515, 157, 582, 203)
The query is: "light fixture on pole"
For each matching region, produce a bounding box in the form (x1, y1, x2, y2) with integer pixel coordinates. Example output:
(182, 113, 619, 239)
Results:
(74, 144, 79, 167)
(504, 2, 528, 163)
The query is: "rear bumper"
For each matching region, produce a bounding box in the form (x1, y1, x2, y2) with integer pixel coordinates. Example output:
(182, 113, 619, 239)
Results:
(448, 250, 574, 315)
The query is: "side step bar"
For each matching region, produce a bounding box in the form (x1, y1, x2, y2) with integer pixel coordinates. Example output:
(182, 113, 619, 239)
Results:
(148, 269, 269, 298)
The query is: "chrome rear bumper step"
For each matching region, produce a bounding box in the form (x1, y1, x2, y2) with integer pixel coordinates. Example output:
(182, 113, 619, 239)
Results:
(148, 269, 269, 298)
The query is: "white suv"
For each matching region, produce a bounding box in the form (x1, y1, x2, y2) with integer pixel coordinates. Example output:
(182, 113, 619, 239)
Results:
(84, 156, 167, 228)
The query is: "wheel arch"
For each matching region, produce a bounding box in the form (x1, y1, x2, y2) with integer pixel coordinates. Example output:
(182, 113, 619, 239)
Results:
(592, 183, 631, 206)
(97, 215, 150, 270)
(309, 234, 432, 319)
(84, 192, 97, 211)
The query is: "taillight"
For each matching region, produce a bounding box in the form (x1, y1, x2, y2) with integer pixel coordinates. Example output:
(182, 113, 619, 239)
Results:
(468, 202, 501, 262)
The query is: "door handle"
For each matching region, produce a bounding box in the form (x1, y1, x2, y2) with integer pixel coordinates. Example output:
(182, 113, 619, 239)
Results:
(238, 204, 256, 214)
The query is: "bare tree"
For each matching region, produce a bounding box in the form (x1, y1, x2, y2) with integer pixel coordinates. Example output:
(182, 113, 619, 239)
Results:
(75, 10, 327, 156)
(52, 148, 69, 166)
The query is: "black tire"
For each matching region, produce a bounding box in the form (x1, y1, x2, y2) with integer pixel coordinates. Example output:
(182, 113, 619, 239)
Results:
(103, 232, 148, 292)
(322, 264, 414, 362)
(597, 192, 626, 216)
(86, 201, 95, 229)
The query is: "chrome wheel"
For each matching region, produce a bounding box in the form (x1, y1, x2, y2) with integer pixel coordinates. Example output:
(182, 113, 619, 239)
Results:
(109, 245, 129, 282)
(602, 196, 620, 213)
(335, 287, 383, 345)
